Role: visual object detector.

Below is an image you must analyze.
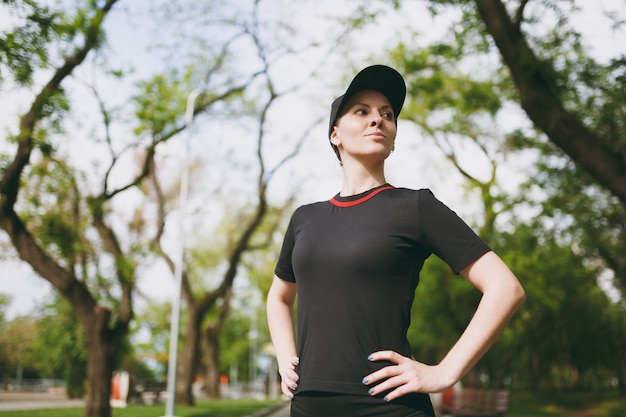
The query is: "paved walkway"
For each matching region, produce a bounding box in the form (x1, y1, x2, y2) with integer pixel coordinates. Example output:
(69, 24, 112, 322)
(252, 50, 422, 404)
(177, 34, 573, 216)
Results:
(0, 391, 290, 415)
(0, 391, 84, 411)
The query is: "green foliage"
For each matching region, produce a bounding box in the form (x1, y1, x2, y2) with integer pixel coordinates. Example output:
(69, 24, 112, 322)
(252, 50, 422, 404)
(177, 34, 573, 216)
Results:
(393, 41, 504, 125)
(218, 310, 256, 381)
(130, 300, 173, 378)
(389, 1, 624, 390)
(31, 296, 87, 397)
(525, 13, 626, 153)
(409, 256, 479, 364)
(0, 1, 110, 86)
(0, 294, 9, 378)
(35, 88, 71, 133)
(496, 224, 620, 389)
(0, 0, 61, 85)
(515, 131, 626, 298)
(0, 315, 39, 379)
(133, 72, 189, 138)
(19, 158, 84, 266)
(0, 293, 10, 325)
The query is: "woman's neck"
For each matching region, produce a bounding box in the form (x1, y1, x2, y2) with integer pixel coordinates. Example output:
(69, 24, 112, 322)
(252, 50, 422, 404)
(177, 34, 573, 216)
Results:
(339, 161, 387, 196)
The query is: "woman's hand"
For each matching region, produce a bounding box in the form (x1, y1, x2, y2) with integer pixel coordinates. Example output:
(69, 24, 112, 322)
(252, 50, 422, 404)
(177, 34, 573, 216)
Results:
(267, 276, 299, 399)
(362, 351, 454, 402)
(278, 356, 300, 399)
(363, 253, 525, 403)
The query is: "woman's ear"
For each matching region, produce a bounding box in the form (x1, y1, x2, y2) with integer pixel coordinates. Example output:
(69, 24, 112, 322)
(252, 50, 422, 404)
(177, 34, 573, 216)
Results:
(330, 127, 340, 146)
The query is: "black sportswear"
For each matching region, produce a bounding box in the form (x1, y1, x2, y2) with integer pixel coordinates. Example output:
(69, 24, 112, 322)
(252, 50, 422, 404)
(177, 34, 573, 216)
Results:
(275, 184, 491, 414)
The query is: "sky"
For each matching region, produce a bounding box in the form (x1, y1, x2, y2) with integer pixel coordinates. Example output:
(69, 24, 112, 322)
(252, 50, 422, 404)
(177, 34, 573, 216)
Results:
(1, 0, 625, 319)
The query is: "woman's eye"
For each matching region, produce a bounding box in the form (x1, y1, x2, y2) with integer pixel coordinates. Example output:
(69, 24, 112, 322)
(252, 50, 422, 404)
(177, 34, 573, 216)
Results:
(355, 109, 367, 115)
(383, 112, 394, 120)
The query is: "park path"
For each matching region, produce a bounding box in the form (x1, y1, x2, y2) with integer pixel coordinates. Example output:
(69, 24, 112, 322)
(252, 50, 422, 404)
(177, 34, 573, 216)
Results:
(0, 391, 290, 416)
(0, 391, 84, 411)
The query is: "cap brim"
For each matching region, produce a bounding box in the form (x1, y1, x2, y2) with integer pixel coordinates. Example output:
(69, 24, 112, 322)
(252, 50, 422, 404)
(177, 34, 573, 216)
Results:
(328, 65, 406, 137)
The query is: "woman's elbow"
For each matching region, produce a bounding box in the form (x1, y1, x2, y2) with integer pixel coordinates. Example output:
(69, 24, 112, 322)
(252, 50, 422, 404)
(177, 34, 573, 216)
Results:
(510, 278, 526, 309)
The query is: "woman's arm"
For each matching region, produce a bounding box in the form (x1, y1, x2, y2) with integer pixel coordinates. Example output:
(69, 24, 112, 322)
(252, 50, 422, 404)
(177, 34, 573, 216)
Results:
(364, 251, 526, 401)
(266, 275, 300, 399)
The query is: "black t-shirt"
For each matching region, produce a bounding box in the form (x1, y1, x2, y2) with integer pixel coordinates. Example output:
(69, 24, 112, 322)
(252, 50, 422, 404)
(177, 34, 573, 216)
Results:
(275, 184, 491, 395)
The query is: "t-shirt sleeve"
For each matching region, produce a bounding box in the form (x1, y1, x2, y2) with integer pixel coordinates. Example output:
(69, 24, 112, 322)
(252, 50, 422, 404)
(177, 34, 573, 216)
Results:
(417, 189, 491, 274)
(274, 210, 297, 282)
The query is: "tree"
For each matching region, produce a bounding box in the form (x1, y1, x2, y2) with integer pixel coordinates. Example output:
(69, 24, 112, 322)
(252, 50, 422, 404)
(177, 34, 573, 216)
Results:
(473, 0, 626, 205)
(0, 315, 38, 384)
(414, 0, 626, 205)
(0, 1, 263, 415)
(385, 21, 623, 389)
(145, 66, 307, 404)
(392, 38, 527, 387)
(0, 3, 131, 416)
(508, 130, 626, 390)
(391, 38, 521, 239)
(137, 0, 346, 404)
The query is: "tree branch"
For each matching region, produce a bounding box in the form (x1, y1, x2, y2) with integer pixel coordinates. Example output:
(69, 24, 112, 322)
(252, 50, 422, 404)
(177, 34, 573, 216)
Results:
(474, 0, 626, 205)
(0, 0, 120, 315)
(0, 0, 120, 209)
(514, 0, 529, 30)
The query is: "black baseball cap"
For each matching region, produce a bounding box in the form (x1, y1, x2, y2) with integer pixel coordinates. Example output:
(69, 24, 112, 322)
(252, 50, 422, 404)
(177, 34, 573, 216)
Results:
(328, 65, 406, 139)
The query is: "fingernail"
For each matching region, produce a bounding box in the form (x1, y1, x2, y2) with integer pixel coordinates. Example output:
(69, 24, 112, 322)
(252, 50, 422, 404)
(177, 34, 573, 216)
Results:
(291, 383, 297, 389)
(383, 396, 389, 402)
(292, 376, 299, 382)
(361, 378, 369, 385)
(294, 358, 300, 365)
(367, 355, 374, 361)
(289, 393, 294, 399)
(368, 388, 375, 395)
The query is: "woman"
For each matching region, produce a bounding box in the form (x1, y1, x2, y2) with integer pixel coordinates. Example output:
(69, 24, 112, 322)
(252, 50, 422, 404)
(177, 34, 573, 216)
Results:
(266, 65, 525, 417)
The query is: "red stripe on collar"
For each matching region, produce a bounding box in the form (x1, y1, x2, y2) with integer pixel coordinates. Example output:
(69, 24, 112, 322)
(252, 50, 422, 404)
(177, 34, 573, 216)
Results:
(330, 185, 394, 207)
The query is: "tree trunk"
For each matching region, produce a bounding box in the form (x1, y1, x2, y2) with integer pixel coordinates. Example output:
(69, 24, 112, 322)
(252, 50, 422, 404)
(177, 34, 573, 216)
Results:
(81, 307, 123, 417)
(175, 308, 201, 406)
(202, 325, 221, 399)
(83, 343, 114, 417)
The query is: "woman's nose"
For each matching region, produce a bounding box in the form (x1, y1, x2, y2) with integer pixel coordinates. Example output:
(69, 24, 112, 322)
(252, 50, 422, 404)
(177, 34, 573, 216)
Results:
(370, 115, 381, 126)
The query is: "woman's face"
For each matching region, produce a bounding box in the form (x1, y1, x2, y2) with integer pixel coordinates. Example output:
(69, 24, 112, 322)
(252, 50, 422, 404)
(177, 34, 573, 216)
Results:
(330, 90, 397, 163)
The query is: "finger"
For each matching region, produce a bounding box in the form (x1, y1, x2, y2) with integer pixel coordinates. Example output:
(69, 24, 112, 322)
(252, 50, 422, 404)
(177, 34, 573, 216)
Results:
(281, 371, 299, 389)
(362, 365, 400, 386)
(280, 357, 300, 383)
(282, 378, 299, 395)
(368, 350, 403, 364)
(280, 381, 294, 399)
(381, 383, 414, 402)
(367, 373, 407, 395)
(283, 369, 299, 383)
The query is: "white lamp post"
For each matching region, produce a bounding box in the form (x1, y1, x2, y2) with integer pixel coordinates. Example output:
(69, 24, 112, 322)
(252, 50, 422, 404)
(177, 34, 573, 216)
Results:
(163, 89, 203, 417)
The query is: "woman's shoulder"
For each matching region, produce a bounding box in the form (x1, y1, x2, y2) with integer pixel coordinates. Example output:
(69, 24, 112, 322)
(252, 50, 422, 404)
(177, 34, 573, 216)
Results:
(291, 199, 330, 217)
(388, 186, 437, 201)
(391, 186, 433, 195)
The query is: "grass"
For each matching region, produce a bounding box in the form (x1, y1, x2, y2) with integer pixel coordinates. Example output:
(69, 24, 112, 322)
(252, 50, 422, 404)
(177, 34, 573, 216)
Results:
(507, 390, 626, 417)
(0, 399, 284, 417)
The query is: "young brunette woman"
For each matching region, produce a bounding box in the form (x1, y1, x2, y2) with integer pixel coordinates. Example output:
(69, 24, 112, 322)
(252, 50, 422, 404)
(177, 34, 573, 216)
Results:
(266, 65, 525, 417)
